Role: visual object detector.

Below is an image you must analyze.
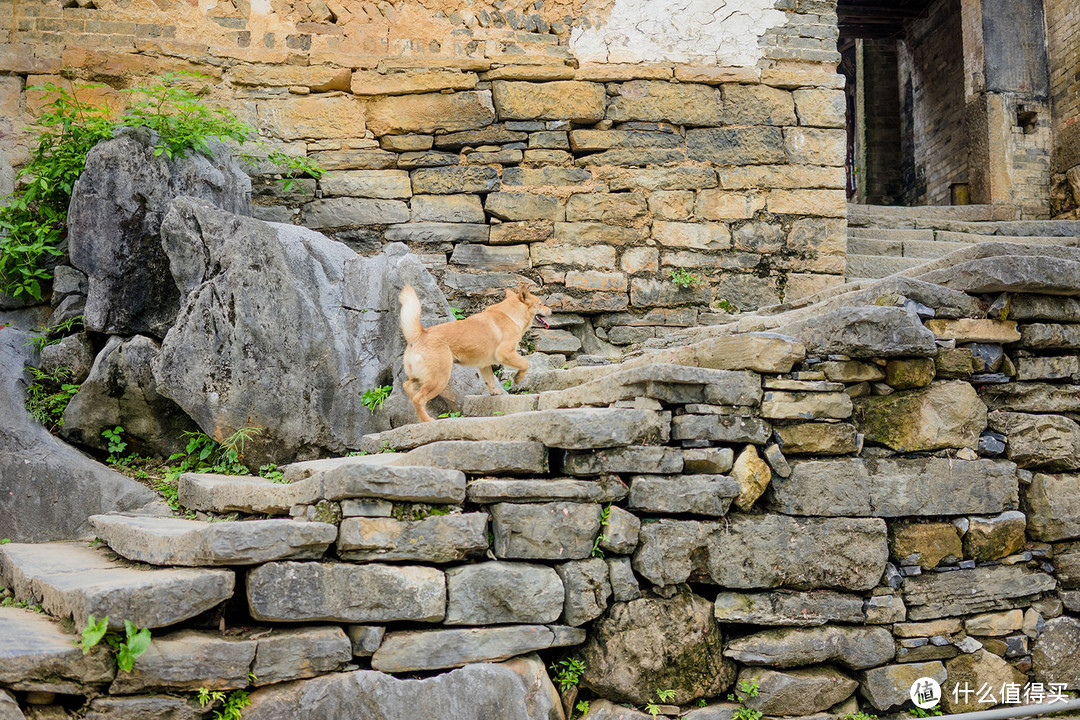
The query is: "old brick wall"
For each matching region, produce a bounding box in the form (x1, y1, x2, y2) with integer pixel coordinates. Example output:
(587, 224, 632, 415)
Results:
(1046, 0, 1080, 195)
(858, 38, 904, 205)
(0, 0, 848, 352)
(898, 0, 968, 207)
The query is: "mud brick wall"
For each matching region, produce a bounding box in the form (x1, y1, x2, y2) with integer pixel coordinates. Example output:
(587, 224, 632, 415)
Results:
(4, 247, 1080, 719)
(0, 0, 848, 348)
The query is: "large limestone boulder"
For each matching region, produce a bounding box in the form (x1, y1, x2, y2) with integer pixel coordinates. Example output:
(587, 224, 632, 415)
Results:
(61, 335, 199, 458)
(0, 322, 166, 542)
(579, 589, 735, 705)
(153, 197, 482, 464)
(244, 654, 562, 720)
(67, 128, 253, 337)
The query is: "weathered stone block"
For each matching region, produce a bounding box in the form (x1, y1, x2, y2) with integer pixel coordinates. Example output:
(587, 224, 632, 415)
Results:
(485, 192, 564, 221)
(410, 166, 500, 194)
(284, 457, 466, 503)
(1024, 472, 1080, 541)
(732, 444, 772, 510)
(491, 502, 601, 560)
(371, 626, 585, 673)
(628, 475, 738, 516)
(903, 565, 1055, 621)
(492, 81, 606, 122)
(963, 511, 1026, 561)
(564, 446, 683, 476)
(775, 422, 858, 455)
(783, 127, 845, 166)
(885, 358, 936, 389)
(742, 666, 857, 716)
(853, 381, 987, 451)
(1032, 617, 1080, 690)
(600, 506, 641, 555)
(943, 650, 1027, 713)
(713, 590, 864, 626)
(302, 198, 410, 227)
(367, 91, 495, 135)
(774, 457, 1018, 517)
(652, 220, 731, 250)
(466, 477, 628, 505)
(607, 81, 723, 126)
(859, 662, 946, 711)
(337, 514, 488, 563)
(565, 192, 648, 222)
(411, 194, 485, 223)
(686, 127, 785, 165)
(444, 561, 564, 625)
(251, 627, 352, 686)
(0, 607, 114, 694)
(988, 411, 1080, 471)
(792, 89, 845, 127)
(556, 558, 611, 627)
(110, 630, 256, 693)
(724, 626, 894, 670)
(247, 562, 445, 623)
(257, 95, 365, 140)
(671, 413, 772, 444)
(633, 515, 887, 591)
(761, 391, 852, 420)
(889, 521, 962, 569)
(721, 84, 796, 125)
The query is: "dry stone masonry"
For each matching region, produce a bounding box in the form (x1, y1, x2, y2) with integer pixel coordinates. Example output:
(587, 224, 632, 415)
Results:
(3, 242, 1080, 718)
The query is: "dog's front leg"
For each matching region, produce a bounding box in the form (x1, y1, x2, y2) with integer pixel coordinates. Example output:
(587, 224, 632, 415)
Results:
(479, 366, 507, 395)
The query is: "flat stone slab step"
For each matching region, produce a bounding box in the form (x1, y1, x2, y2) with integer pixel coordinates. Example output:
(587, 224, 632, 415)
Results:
(848, 237, 902, 256)
(936, 231, 1077, 246)
(181, 459, 466, 515)
(848, 228, 935, 242)
(0, 542, 234, 631)
(533, 363, 762, 410)
(88, 514, 338, 566)
(848, 203, 1018, 225)
(460, 393, 540, 416)
(360, 407, 668, 453)
(914, 218, 1080, 235)
(845, 254, 927, 279)
(0, 607, 115, 694)
(370, 625, 586, 673)
(392, 440, 549, 475)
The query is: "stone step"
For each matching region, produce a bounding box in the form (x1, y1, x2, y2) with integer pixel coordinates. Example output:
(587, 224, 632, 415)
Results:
(393, 440, 549, 475)
(848, 203, 1018, 225)
(936, 231, 1076, 246)
(0, 542, 234, 631)
(0, 606, 115, 694)
(360, 407, 668, 453)
(88, 514, 338, 566)
(370, 625, 585, 673)
(180, 459, 467, 515)
(848, 228, 936, 242)
(460, 393, 540, 416)
(913, 218, 1080, 235)
(844, 254, 927, 279)
(847, 237, 902, 257)
(901, 239, 972, 259)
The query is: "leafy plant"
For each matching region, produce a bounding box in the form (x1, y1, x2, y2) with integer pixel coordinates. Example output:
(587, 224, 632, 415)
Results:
(102, 426, 128, 464)
(737, 677, 760, 698)
(669, 267, 704, 289)
(575, 700, 590, 716)
(656, 689, 676, 703)
(26, 314, 83, 352)
(198, 688, 251, 720)
(698, 699, 708, 708)
(0, 75, 321, 300)
(168, 427, 260, 476)
(728, 676, 762, 720)
(361, 385, 392, 413)
(437, 410, 463, 418)
(114, 619, 152, 672)
(909, 706, 943, 718)
(259, 463, 285, 483)
(591, 503, 611, 558)
(78, 613, 108, 654)
(0, 539, 9, 544)
(843, 713, 880, 720)
(24, 366, 79, 429)
(450, 307, 466, 320)
(75, 615, 151, 672)
(549, 658, 586, 693)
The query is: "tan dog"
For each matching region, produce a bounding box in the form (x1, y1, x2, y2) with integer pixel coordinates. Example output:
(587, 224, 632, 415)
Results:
(399, 284, 552, 422)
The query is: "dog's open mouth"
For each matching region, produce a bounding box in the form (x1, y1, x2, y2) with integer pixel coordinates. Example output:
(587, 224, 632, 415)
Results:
(533, 314, 550, 329)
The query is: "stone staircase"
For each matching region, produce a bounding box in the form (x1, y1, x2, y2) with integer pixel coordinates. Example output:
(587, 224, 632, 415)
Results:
(845, 204, 1080, 281)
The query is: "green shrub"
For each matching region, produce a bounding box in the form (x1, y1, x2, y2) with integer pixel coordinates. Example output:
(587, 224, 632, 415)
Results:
(25, 366, 79, 429)
(361, 385, 392, 413)
(0, 74, 321, 301)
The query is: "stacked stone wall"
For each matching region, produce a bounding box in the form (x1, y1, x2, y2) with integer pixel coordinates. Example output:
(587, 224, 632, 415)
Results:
(3, 245, 1080, 719)
(0, 0, 848, 344)
(1046, 0, 1080, 176)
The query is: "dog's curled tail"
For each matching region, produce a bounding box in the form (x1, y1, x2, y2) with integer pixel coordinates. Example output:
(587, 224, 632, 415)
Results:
(399, 285, 425, 343)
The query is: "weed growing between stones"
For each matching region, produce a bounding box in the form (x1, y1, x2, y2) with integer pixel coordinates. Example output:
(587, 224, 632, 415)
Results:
(25, 314, 83, 352)
(909, 706, 943, 717)
(0, 75, 321, 300)
(843, 713, 881, 720)
(77, 614, 152, 672)
(591, 503, 612, 558)
(729, 676, 762, 720)
(197, 688, 251, 720)
(24, 366, 79, 429)
(669, 267, 705, 289)
(550, 658, 586, 692)
(645, 688, 677, 716)
(361, 385, 392, 413)
(0, 587, 44, 613)
(575, 700, 590, 716)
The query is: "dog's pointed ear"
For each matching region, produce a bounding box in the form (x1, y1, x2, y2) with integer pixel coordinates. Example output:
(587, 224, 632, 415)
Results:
(517, 283, 530, 302)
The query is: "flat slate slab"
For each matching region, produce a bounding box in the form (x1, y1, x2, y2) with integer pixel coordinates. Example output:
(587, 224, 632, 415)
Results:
(466, 477, 629, 504)
(713, 590, 866, 626)
(247, 562, 445, 623)
(627, 332, 805, 374)
(775, 458, 1018, 517)
(337, 514, 488, 562)
(394, 441, 549, 475)
(903, 565, 1056, 620)
(723, 625, 895, 670)
(370, 625, 585, 672)
(0, 542, 234, 631)
(0, 607, 115, 693)
(88, 514, 337, 566)
(110, 629, 257, 694)
(284, 457, 466, 503)
(178, 473, 319, 515)
(360, 408, 668, 452)
(534, 364, 762, 410)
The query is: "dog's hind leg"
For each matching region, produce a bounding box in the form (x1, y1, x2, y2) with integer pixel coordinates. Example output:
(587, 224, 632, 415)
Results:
(410, 345, 454, 422)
